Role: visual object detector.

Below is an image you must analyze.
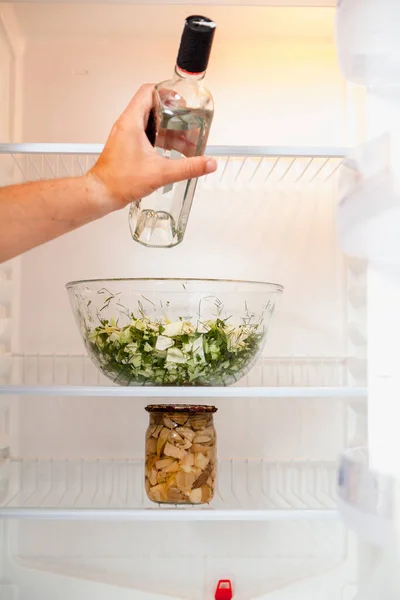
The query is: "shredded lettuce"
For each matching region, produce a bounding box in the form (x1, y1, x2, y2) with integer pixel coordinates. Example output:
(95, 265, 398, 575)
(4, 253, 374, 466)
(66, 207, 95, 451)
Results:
(87, 315, 263, 386)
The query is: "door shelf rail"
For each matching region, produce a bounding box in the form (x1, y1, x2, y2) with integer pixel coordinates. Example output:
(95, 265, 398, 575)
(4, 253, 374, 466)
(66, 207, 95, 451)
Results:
(0, 457, 338, 521)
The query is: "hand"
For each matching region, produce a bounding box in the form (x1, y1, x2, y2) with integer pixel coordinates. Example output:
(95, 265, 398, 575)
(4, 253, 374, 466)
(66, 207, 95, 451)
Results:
(88, 84, 217, 210)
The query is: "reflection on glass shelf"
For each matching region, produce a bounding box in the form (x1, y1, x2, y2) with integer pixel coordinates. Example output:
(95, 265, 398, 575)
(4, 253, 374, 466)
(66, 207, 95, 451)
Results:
(0, 354, 367, 397)
(0, 457, 338, 520)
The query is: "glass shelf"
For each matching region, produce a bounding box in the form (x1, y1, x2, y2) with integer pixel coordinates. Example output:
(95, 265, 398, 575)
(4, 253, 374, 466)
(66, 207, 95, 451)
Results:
(0, 457, 338, 521)
(0, 354, 367, 398)
(0, 144, 345, 188)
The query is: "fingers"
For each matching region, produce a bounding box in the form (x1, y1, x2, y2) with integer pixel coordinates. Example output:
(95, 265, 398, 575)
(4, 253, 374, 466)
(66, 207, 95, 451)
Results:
(157, 130, 198, 157)
(158, 88, 187, 109)
(160, 156, 217, 185)
(119, 84, 155, 132)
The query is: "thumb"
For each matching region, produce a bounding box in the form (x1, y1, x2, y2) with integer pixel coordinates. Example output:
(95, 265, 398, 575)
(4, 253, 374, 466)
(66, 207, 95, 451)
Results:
(161, 156, 217, 185)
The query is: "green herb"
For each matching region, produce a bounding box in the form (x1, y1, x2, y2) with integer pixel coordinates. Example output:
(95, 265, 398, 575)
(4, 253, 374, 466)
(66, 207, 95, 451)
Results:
(86, 314, 263, 387)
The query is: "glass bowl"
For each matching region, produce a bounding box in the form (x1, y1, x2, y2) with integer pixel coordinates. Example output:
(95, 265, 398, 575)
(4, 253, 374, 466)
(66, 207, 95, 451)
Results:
(66, 278, 283, 387)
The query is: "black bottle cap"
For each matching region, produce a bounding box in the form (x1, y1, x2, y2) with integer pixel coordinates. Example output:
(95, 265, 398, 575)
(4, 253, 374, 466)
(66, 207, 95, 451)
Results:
(176, 15, 216, 74)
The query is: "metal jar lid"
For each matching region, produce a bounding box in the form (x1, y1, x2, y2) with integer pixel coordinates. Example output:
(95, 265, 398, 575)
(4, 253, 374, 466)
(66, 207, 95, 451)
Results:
(145, 404, 217, 414)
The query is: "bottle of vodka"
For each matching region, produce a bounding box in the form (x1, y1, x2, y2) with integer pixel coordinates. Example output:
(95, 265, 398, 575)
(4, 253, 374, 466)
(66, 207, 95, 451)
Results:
(129, 15, 216, 248)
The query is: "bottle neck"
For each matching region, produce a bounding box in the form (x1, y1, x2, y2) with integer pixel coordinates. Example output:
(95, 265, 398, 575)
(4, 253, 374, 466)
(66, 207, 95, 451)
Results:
(174, 65, 206, 82)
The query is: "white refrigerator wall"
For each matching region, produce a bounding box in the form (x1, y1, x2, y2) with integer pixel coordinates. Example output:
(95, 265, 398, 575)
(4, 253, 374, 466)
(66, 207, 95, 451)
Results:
(0, 3, 361, 462)
(0, 5, 364, 599)
(1, 3, 351, 355)
(0, 3, 364, 457)
(18, 5, 344, 146)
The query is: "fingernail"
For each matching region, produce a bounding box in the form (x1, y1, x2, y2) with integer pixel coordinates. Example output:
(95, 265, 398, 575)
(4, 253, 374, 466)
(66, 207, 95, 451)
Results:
(205, 158, 217, 174)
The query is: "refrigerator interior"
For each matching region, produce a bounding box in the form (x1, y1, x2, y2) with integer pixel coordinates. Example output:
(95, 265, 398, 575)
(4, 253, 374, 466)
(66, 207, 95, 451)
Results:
(0, 2, 367, 599)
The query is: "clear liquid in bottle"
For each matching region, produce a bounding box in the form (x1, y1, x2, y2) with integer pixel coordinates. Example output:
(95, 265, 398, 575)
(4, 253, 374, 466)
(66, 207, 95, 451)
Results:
(129, 105, 213, 248)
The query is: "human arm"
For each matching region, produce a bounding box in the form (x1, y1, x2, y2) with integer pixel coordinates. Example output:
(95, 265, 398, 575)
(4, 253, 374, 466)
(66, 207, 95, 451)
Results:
(0, 84, 217, 263)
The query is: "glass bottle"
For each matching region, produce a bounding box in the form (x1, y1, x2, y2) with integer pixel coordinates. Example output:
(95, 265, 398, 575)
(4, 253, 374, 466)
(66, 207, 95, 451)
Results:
(145, 404, 217, 505)
(129, 15, 216, 248)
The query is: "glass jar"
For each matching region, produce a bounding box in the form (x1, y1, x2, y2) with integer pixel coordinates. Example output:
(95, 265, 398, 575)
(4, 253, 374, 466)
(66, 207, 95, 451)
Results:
(145, 404, 217, 505)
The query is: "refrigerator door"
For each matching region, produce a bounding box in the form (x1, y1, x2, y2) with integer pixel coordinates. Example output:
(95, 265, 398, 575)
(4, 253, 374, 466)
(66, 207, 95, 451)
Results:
(336, 1, 400, 597)
(338, 449, 400, 600)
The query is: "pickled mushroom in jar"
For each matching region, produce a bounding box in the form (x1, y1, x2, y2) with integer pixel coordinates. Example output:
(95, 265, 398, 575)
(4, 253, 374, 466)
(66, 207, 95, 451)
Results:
(145, 406, 217, 505)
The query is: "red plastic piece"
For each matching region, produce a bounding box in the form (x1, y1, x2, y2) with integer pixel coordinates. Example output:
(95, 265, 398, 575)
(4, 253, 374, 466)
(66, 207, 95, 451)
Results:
(215, 580, 233, 600)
